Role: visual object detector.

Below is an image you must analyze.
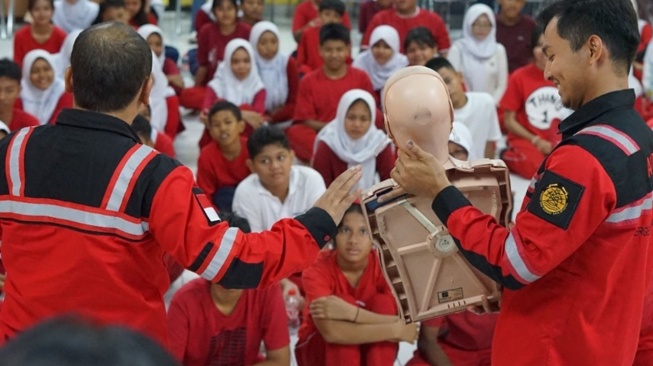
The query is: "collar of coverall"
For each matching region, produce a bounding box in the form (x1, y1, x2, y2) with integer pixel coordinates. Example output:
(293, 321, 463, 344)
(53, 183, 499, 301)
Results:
(558, 89, 636, 139)
(55, 109, 142, 143)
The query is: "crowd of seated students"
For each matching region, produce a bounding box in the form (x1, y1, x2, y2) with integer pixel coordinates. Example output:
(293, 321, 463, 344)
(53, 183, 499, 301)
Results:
(3, 0, 653, 365)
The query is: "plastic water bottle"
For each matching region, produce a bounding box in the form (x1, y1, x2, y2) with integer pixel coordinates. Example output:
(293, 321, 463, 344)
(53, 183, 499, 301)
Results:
(286, 289, 301, 336)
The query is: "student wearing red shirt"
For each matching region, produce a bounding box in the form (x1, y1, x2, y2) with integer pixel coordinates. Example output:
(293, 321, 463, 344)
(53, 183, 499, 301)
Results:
(92, 0, 129, 25)
(197, 101, 251, 212)
(496, 0, 536, 74)
(288, 23, 377, 162)
(125, 0, 157, 28)
(13, 0, 66, 68)
(240, 0, 263, 26)
(499, 28, 571, 178)
(138, 25, 184, 95)
(358, 0, 392, 36)
(181, 0, 252, 110)
(404, 27, 438, 66)
(17, 50, 73, 125)
(312, 89, 393, 189)
(0, 59, 40, 131)
(360, 0, 450, 54)
(292, 0, 351, 42)
(250, 21, 299, 126)
(295, 204, 418, 366)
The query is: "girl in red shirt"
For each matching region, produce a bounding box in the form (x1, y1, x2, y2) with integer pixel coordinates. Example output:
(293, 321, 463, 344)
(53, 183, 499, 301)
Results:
(18, 50, 72, 125)
(137, 25, 184, 95)
(312, 89, 393, 189)
(13, 0, 66, 67)
(295, 204, 418, 366)
(125, 0, 157, 28)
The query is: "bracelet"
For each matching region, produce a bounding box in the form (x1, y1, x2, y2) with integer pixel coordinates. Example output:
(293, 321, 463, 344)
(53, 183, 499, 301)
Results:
(353, 307, 360, 323)
(531, 135, 540, 144)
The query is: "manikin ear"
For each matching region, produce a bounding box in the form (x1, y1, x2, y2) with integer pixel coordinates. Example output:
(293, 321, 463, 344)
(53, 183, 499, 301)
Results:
(64, 67, 73, 94)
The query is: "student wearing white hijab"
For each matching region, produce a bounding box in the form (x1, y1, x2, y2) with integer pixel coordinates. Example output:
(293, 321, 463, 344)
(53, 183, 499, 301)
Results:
(312, 89, 392, 190)
(20, 50, 71, 125)
(249, 21, 298, 126)
(137, 25, 184, 93)
(53, 0, 99, 33)
(353, 25, 408, 94)
(447, 3, 508, 104)
(448, 121, 476, 161)
(53, 29, 82, 78)
(148, 51, 177, 134)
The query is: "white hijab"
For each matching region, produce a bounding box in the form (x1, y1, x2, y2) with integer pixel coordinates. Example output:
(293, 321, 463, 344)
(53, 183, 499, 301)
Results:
(249, 21, 290, 113)
(201, 0, 216, 20)
(458, 4, 497, 92)
(208, 39, 266, 106)
(449, 121, 476, 161)
(53, 29, 82, 78)
(53, 0, 99, 33)
(138, 25, 167, 69)
(315, 89, 390, 190)
(353, 25, 408, 91)
(21, 50, 67, 125)
(148, 51, 176, 132)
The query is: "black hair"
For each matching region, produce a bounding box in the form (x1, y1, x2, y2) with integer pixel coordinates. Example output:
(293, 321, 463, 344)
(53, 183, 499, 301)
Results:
(212, 0, 238, 12)
(0, 59, 21, 82)
(336, 204, 363, 230)
(0, 316, 179, 366)
(93, 0, 126, 25)
(403, 26, 436, 51)
(319, 22, 350, 46)
(130, 0, 150, 27)
(425, 57, 455, 73)
(71, 23, 152, 113)
(208, 100, 242, 121)
(536, 0, 639, 75)
(28, 0, 53, 11)
(318, 0, 345, 17)
(246, 125, 290, 158)
(221, 212, 251, 233)
(530, 23, 544, 54)
(131, 114, 152, 139)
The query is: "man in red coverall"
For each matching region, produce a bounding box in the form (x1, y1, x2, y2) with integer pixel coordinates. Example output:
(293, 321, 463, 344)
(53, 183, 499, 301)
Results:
(0, 22, 361, 346)
(388, 0, 653, 365)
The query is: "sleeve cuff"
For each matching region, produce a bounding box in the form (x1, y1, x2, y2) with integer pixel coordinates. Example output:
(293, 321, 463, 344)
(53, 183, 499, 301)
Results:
(432, 185, 472, 227)
(295, 207, 337, 249)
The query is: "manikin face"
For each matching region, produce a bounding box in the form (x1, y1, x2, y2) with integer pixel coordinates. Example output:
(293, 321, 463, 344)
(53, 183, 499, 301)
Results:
(344, 100, 372, 140)
(257, 31, 279, 60)
(30, 58, 55, 90)
(371, 40, 394, 66)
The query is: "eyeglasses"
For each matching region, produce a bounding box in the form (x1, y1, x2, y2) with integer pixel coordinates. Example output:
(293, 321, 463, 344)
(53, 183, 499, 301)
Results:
(472, 22, 493, 30)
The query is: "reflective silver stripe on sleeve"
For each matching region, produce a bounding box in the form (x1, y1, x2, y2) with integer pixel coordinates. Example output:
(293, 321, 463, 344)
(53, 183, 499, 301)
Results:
(201, 227, 238, 280)
(607, 194, 653, 223)
(106, 145, 154, 211)
(504, 232, 541, 284)
(8, 128, 30, 196)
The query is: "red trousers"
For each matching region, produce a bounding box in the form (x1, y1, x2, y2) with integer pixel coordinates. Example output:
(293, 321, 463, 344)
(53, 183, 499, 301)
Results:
(179, 86, 207, 111)
(501, 138, 546, 179)
(405, 344, 491, 366)
(295, 293, 398, 366)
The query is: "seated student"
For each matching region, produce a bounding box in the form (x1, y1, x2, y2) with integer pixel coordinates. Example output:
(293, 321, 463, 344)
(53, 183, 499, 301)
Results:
(92, 0, 129, 25)
(167, 214, 291, 366)
(125, 0, 157, 28)
(180, 0, 252, 110)
(148, 52, 183, 139)
(199, 39, 266, 147)
(287, 23, 378, 163)
(447, 4, 508, 104)
(406, 125, 499, 366)
(404, 27, 438, 67)
(197, 101, 251, 212)
(138, 25, 184, 95)
(358, 0, 392, 36)
(633, 0, 652, 81)
(17, 50, 73, 125)
(292, 0, 352, 43)
(295, 203, 418, 366)
(361, 0, 450, 55)
(0, 59, 40, 130)
(53, 0, 99, 33)
(353, 25, 408, 99)
(53, 29, 82, 78)
(240, 0, 264, 27)
(499, 27, 572, 179)
(495, 0, 535, 74)
(312, 89, 392, 189)
(133, 110, 176, 158)
(426, 57, 502, 160)
(13, 0, 66, 68)
(250, 21, 299, 127)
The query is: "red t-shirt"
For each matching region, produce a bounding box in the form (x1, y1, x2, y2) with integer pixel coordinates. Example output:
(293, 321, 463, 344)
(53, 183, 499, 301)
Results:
(312, 142, 394, 186)
(639, 23, 652, 55)
(293, 67, 375, 124)
(422, 311, 498, 352)
(499, 63, 568, 145)
(13, 26, 67, 67)
(197, 22, 252, 85)
(197, 137, 250, 199)
(296, 26, 353, 75)
(15, 92, 74, 125)
(292, 0, 351, 32)
(361, 8, 450, 53)
(496, 15, 537, 74)
(358, 0, 387, 35)
(8, 109, 40, 131)
(298, 250, 393, 341)
(162, 58, 180, 76)
(167, 278, 290, 366)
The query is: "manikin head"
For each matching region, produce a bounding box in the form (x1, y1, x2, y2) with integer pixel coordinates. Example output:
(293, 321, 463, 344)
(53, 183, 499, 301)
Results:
(382, 66, 454, 164)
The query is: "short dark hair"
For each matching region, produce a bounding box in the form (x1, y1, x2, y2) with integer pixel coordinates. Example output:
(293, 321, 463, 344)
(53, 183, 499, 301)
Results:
(0, 59, 21, 82)
(93, 0, 126, 25)
(319, 0, 345, 16)
(131, 114, 152, 138)
(208, 100, 242, 121)
(0, 316, 178, 366)
(212, 0, 238, 12)
(319, 22, 350, 46)
(425, 57, 455, 74)
(71, 23, 152, 113)
(247, 125, 290, 158)
(536, 0, 639, 74)
(28, 0, 53, 11)
(404, 26, 436, 51)
(337, 204, 363, 230)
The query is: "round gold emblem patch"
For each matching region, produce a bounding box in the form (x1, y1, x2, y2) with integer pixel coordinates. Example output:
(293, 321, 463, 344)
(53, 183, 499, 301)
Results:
(539, 183, 568, 215)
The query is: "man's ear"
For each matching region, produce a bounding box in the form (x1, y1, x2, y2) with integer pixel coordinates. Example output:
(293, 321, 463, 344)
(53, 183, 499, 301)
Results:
(64, 67, 73, 93)
(586, 35, 604, 64)
(139, 75, 154, 106)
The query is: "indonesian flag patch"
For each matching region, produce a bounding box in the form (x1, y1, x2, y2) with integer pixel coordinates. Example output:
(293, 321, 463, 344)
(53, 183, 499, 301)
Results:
(193, 187, 221, 225)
